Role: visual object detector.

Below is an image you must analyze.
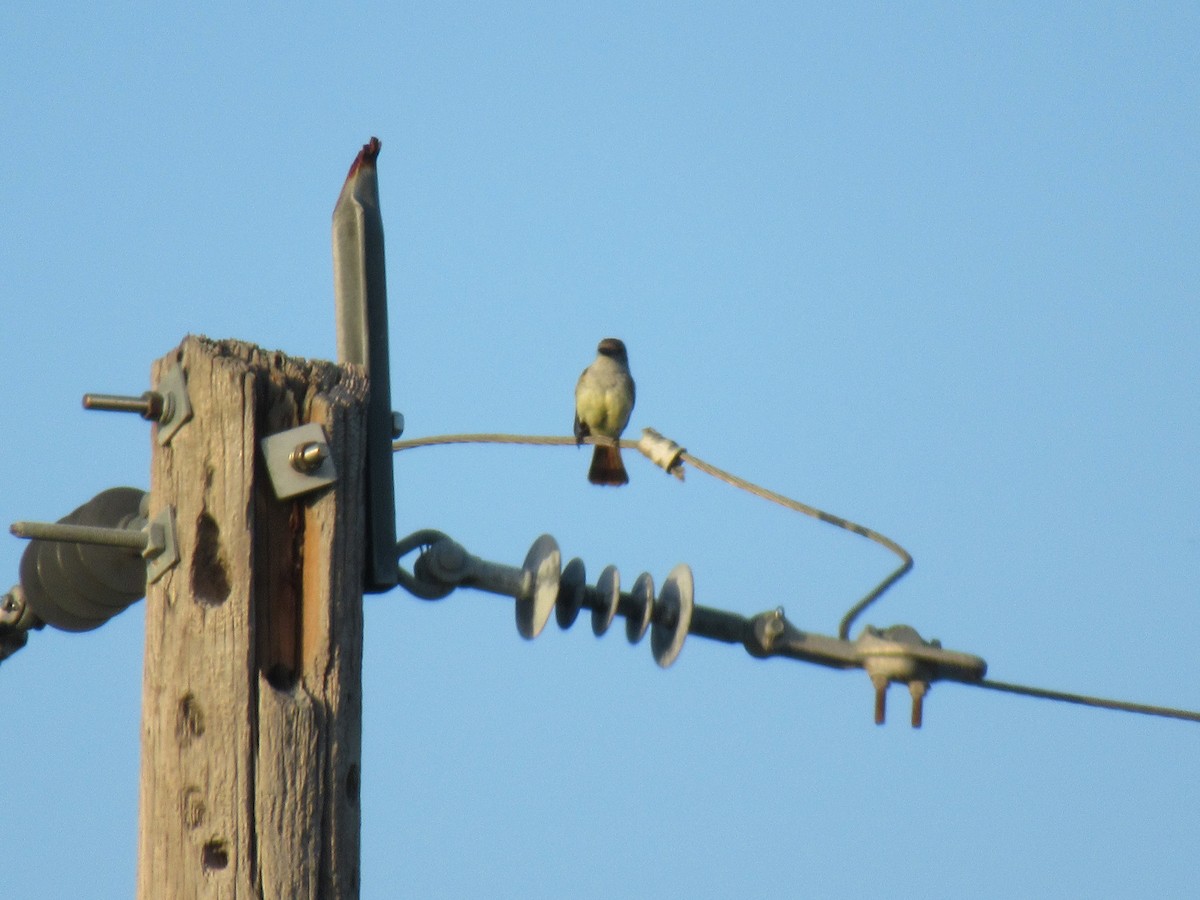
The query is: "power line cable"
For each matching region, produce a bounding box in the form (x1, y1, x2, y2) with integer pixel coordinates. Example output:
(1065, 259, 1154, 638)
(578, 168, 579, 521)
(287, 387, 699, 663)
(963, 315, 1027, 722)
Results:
(974, 679, 1200, 723)
(392, 429, 1200, 725)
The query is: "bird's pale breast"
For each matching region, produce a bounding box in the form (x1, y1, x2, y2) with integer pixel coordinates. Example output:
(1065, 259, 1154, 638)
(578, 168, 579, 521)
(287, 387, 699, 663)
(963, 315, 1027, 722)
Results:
(575, 357, 633, 437)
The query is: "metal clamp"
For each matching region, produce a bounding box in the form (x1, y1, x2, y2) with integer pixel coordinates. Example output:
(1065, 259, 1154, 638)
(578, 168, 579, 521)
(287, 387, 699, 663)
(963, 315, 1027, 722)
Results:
(745, 609, 987, 727)
(0, 586, 38, 664)
(637, 428, 686, 480)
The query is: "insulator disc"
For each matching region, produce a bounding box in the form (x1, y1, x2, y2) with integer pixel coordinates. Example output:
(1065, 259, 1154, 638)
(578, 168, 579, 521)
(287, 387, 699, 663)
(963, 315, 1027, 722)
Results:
(20, 541, 108, 632)
(47, 536, 138, 618)
(47, 493, 142, 613)
(651, 563, 694, 668)
(514, 534, 561, 639)
(625, 572, 654, 644)
(70, 487, 148, 598)
(555, 557, 586, 629)
(591, 565, 620, 636)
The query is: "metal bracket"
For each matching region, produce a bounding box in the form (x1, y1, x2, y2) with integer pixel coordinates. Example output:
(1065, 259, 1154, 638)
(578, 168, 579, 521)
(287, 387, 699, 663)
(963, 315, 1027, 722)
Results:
(143, 507, 180, 584)
(261, 423, 338, 500)
(333, 137, 398, 592)
(154, 361, 193, 445)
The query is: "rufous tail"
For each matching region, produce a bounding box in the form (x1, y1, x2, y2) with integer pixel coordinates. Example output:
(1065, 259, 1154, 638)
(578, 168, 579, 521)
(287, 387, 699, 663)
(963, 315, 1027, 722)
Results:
(588, 445, 628, 486)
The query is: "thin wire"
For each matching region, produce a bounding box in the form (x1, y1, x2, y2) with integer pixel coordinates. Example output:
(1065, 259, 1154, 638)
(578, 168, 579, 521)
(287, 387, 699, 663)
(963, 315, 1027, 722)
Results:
(974, 679, 1200, 724)
(394, 433, 576, 450)
(392, 431, 912, 637)
(674, 450, 911, 638)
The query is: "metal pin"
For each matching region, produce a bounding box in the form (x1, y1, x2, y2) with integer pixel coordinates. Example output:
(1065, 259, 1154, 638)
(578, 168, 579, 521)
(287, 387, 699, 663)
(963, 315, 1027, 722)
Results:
(872, 675, 888, 725)
(909, 681, 927, 729)
(83, 391, 168, 422)
(82, 363, 192, 446)
(10, 520, 149, 552)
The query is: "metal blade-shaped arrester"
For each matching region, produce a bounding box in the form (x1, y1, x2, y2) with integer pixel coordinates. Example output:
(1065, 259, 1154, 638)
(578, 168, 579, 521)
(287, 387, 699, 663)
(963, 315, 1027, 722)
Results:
(333, 137, 398, 593)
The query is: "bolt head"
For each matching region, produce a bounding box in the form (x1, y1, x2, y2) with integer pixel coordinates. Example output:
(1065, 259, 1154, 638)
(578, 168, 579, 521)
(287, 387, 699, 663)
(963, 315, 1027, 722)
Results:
(435, 540, 466, 573)
(141, 391, 167, 422)
(289, 441, 329, 474)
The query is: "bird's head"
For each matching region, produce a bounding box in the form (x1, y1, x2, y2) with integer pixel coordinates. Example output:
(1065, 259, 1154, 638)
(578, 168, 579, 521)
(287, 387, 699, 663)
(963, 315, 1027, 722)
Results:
(597, 337, 627, 361)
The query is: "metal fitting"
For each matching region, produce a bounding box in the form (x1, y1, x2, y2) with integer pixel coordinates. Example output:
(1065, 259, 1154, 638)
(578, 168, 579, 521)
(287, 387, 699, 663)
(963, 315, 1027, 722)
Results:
(82, 361, 192, 446)
(289, 441, 329, 474)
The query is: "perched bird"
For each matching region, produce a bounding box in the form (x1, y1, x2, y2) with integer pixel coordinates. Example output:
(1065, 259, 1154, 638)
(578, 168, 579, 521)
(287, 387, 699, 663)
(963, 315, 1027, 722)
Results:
(574, 338, 636, 485)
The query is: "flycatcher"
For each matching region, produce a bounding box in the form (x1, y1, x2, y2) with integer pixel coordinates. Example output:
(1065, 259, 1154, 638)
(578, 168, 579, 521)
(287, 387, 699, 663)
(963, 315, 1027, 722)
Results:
(574, 338, 636, 485)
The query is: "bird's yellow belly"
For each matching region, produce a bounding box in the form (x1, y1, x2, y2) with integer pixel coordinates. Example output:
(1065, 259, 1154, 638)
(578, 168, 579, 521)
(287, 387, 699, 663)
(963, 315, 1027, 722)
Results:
(576, 388, 631, 437)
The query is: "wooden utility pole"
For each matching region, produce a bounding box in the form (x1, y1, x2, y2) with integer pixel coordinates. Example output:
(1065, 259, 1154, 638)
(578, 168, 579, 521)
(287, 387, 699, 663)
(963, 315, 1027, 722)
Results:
(137, 335, 369, 899)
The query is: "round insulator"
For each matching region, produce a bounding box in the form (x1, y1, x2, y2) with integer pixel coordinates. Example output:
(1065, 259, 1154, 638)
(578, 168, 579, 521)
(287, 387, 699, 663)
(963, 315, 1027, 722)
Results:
(45, 535, 137, 617)
(20, 541, 108, 632)
(69, 488, 148, 599)
(16, 487, 148, 632)
(514, 534, 561, 639)
(651, 563, 694, 668)
(591, 565, 620, 636)
(555, 557, 586, 629)
(624, 572, 654, 644)
(45, 490, 145, 614)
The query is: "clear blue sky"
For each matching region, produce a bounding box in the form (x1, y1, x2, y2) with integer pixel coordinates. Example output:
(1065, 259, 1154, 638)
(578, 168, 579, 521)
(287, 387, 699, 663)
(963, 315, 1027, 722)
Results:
(3, 4, 1198, 898)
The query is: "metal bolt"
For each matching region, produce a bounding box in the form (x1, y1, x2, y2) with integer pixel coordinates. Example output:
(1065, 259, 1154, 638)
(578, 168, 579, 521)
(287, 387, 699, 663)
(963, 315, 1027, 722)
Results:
(391, 411, 405, 439)
(9, 520, 149, 551)
(434, 539, 467, 573)
(289, 441, 329, 474)
(872, 674, 889, 725)
(83, 391, 169, 422)
(909, 681, 928, 729)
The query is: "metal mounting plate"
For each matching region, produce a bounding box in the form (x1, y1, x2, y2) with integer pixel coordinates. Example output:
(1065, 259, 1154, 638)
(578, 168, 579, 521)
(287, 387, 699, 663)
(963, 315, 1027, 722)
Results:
(156, 362, 193, 446)
(261, 423, 338, 500)
(145, 506, 180, 584)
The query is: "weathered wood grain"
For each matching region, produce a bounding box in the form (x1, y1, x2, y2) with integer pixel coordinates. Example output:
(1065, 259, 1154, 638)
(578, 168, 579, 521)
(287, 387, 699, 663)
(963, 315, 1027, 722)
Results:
(137, 336, 368, 899)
